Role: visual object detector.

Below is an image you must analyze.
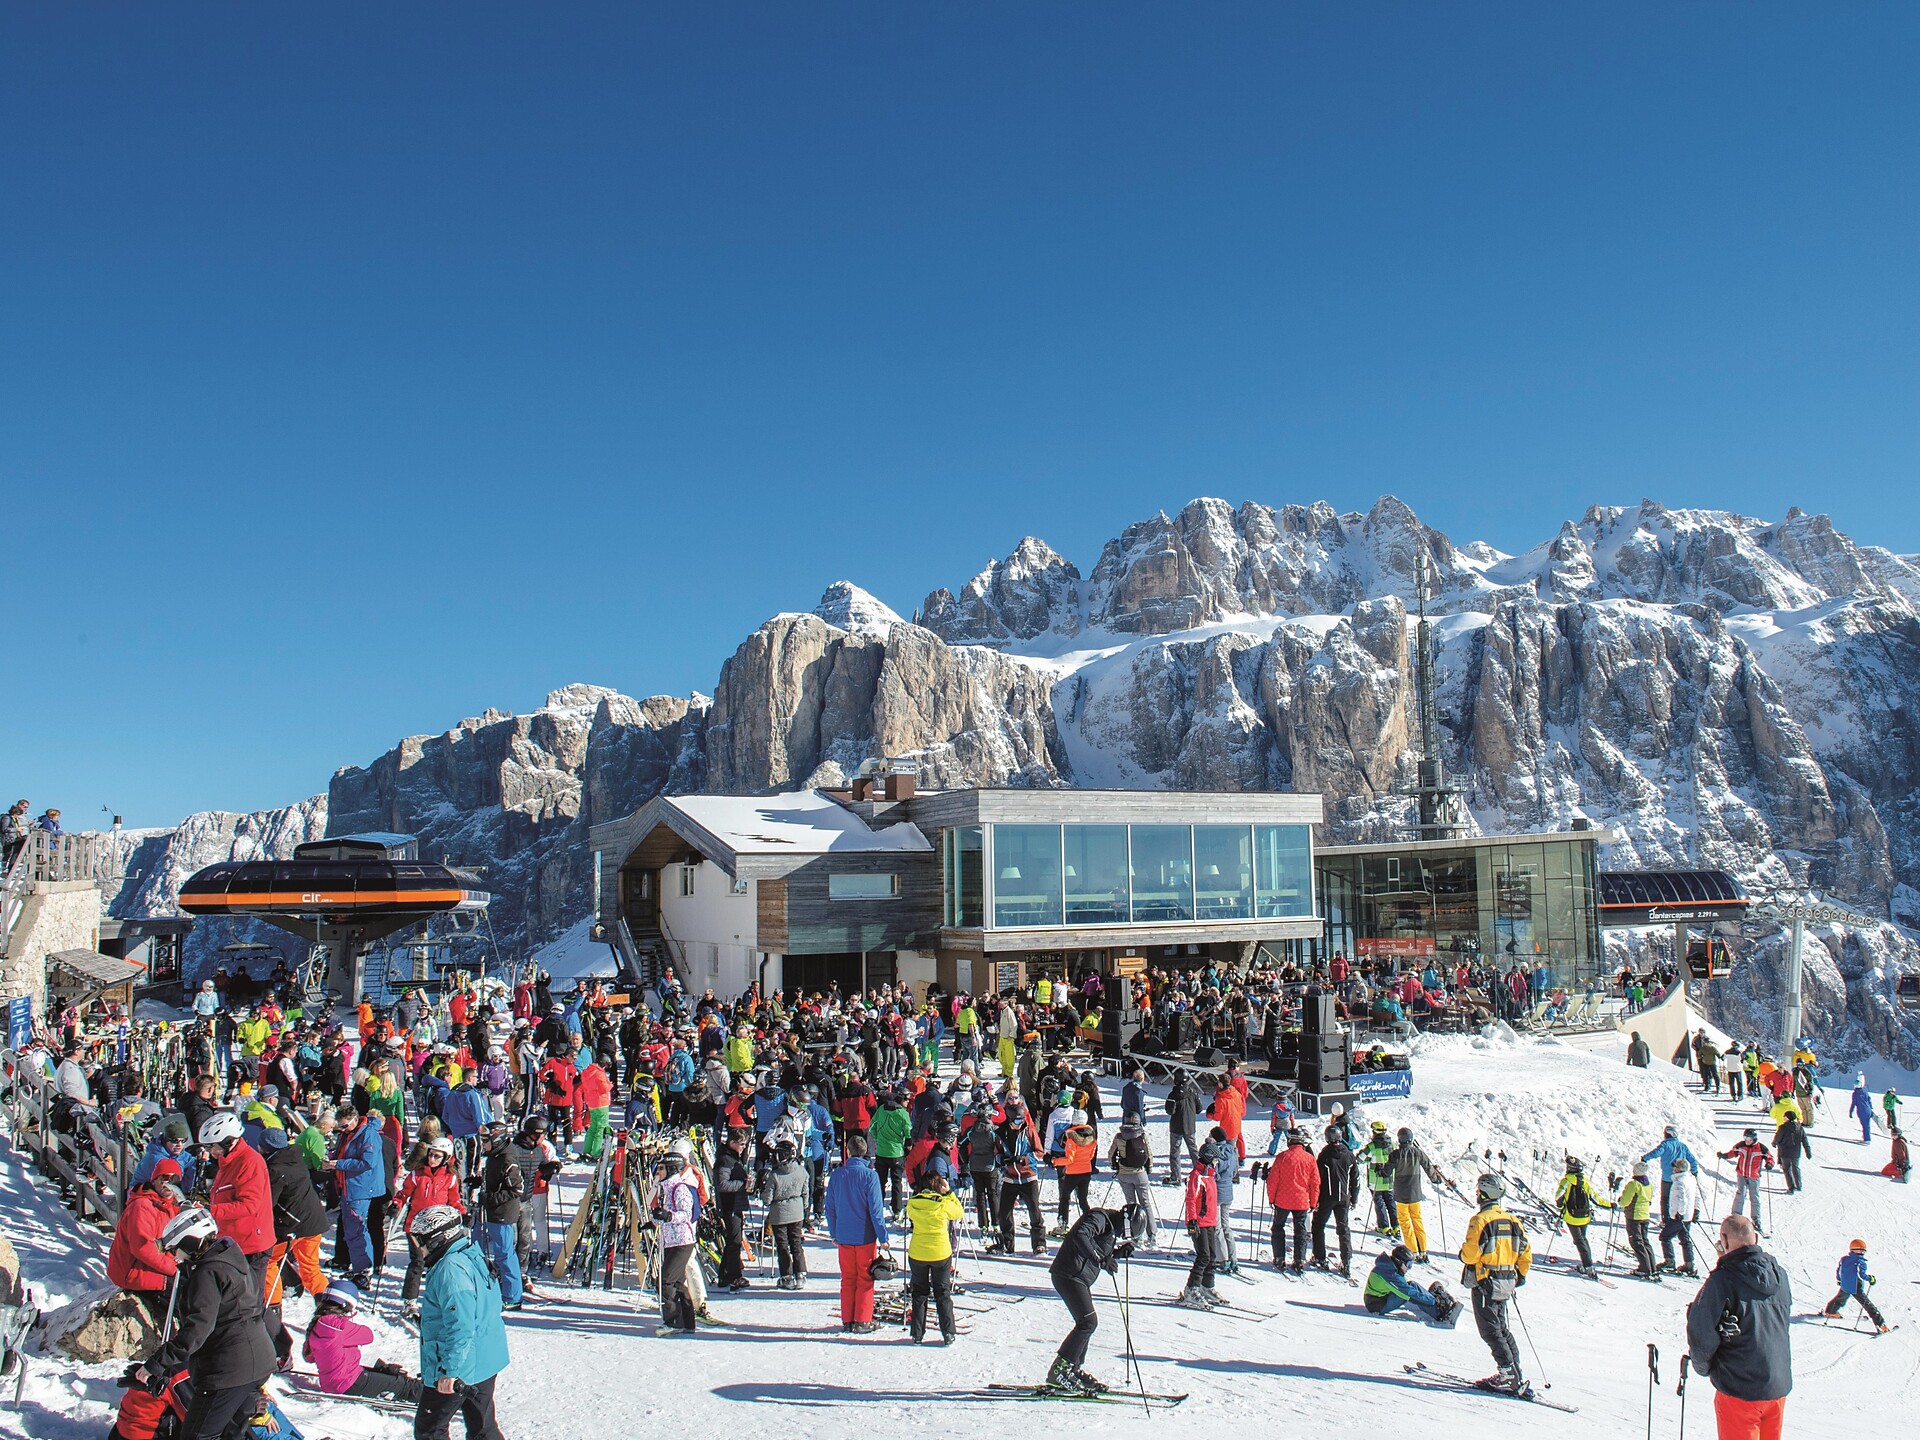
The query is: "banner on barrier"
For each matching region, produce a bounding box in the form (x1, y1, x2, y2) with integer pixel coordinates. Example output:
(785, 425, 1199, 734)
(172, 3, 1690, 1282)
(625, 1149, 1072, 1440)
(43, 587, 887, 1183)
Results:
(1348, 1068, 1413, 1100)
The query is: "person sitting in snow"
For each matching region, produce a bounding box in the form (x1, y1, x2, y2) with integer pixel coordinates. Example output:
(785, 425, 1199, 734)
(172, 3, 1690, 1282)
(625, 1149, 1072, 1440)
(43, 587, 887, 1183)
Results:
(1363, 1244, 1459, 1326)
(303, 1278, 423, 1402)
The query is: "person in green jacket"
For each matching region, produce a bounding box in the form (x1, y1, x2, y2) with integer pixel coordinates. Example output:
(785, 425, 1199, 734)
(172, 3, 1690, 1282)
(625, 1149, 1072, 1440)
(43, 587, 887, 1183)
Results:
(1360, 1121, 1397, 1237)
(1884, 1089, 1902, 1134)
(724, 1028, 755, 1076)
(871, 1093, 913, 1216)
(1615, 1161, 1657, 1278)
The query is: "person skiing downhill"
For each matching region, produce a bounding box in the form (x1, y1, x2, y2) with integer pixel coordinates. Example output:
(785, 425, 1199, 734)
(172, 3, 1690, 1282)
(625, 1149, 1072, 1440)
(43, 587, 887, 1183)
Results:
(1718, 1130, 1774, 1232)
(1458, 1172, 1533, 1397)
(1044, 1207, 1132, 1395)
(1822, 1239, 1889, 1332)
(1553, 1157, 1613, 1275)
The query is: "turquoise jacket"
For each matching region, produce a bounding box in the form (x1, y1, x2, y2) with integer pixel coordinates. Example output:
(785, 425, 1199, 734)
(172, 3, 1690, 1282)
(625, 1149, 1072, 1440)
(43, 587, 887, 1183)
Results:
(419, 1237, 509, 1385)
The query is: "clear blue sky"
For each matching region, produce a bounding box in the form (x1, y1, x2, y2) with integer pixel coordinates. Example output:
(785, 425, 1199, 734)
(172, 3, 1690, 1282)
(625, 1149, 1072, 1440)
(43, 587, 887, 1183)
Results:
(6, 5, 1917, 829)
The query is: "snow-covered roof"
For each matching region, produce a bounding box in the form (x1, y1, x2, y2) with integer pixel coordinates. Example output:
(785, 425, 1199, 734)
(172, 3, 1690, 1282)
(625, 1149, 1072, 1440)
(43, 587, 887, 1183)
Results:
(664, 790, 930, 855)
(527, 916, 619, 981)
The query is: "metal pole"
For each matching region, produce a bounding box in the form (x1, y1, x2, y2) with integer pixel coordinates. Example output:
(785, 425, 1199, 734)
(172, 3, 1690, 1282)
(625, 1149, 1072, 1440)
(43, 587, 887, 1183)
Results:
(1781, 904, 1805, 1062)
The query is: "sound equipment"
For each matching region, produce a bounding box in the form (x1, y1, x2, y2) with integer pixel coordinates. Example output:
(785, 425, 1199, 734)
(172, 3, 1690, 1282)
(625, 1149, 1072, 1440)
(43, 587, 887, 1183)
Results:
(1193, 1044, 1219, 1067)
(1298, 1048, 1351, 1094)
(1303, 991, 1336, 1036)
(1167, 1013, 1195, 1051)
(1099, 1004, 1125, 1061)
(1264, 1052, 1297, 1082)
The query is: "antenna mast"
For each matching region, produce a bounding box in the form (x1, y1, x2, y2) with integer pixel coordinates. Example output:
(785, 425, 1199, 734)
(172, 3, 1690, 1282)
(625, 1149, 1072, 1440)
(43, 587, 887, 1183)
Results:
(1413, 550, 1461, 840)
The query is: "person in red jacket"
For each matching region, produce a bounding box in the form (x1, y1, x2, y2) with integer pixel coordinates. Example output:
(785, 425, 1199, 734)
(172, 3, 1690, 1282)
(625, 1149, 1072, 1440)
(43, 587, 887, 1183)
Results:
(540, 1051, 578, 1143)
(200, 1110, 283, 1363)
(107, 1160, 185, 1325)
(577, 1060, 613, 1159)
(395, 1137, 466, 1313)
(836, 1076, 876, 1152)
(1179, 1156, 1222, 1307)
(1209, 1076, 1247, 1162)
(1265, 1129, 1321, 1276)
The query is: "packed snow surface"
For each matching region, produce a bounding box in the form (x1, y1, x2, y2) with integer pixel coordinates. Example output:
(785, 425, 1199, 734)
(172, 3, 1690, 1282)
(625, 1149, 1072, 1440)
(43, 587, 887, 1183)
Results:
(3, 1033, 1910, 1439)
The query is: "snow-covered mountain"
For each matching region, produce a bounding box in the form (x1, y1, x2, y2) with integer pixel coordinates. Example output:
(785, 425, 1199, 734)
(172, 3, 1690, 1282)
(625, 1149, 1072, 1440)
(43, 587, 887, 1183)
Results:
(107, 495, 1920, 1065)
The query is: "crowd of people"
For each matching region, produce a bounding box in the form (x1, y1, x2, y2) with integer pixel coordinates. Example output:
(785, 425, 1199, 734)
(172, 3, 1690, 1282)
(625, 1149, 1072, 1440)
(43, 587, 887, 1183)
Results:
(4, 951, 1900, 1440)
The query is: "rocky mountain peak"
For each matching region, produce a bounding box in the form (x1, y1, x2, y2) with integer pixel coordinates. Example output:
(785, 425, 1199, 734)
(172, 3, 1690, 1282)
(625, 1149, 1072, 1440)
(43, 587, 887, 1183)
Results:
(811, 581, 904, 637)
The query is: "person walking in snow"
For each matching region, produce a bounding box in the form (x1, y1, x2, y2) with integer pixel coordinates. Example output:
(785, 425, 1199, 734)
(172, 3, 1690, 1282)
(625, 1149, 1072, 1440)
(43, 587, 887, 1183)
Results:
(1458, 1173, 1533, 1397)
(1774, 1111, 1812, 1194)
(1848, 1076, 1875, 1143)
(1686, 1214, 1793, 1440)
(1390, 1126, 1442, 1262)
(1822, 1238, 1889, 1331)
(1717, 1129, 1774, 1232)
(1882, 1088, 1901, 1135)
(1617, 1161, 1659, 1279)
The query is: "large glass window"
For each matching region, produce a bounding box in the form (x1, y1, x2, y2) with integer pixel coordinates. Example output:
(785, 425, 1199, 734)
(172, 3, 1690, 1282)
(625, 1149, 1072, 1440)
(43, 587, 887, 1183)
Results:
(947, 826, 984, 927)
(1063, 825, 1129, 925)
(829, 873, 900, 900)
(1254, 824, 1313, 918)
(1193, 825, 1253, 920)
(1128, 825, 1194, 923)
(993, 824, 1063, 928)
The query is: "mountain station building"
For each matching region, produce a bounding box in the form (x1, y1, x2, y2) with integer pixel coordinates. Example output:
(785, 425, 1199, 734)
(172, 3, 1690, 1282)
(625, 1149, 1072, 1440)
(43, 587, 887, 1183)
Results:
(588, 782, 1621, 1000)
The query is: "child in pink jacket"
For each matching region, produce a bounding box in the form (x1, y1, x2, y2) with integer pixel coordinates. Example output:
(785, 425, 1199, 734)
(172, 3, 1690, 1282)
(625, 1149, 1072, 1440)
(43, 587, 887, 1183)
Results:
(302, 1279, 422, 1403)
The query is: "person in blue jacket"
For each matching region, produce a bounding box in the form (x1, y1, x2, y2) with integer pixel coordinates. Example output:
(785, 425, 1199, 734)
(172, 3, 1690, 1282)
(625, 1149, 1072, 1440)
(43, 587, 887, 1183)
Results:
(1822, 1239, 1888, 1330)
(805, 1090, 835, 1226)
(442, 1079, 491, 1146)
(130, 1118, 198, 1193)
(410, 1205, 509, 1440)
(1641, 1126, 1701, 1213)
(823, 1135, 890, 1333)
(335, 1110, 388, 1284)
(1362, 1244, 1459, 1325)
(1848, 1077, 1875, 1143)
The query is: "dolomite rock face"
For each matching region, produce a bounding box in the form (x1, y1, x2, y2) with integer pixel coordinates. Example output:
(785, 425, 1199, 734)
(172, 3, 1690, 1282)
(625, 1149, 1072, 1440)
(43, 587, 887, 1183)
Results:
(103, 495, 1920, 1064)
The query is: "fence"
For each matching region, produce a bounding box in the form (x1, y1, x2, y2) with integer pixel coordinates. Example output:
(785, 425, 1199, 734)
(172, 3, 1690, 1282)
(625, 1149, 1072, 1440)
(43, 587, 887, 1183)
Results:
(0, 1048, 131, 1230)
(1, 832, 115, 958)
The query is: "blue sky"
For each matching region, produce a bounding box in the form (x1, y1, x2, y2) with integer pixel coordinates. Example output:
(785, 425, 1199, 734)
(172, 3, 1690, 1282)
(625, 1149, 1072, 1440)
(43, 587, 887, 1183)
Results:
(5, 5, 1917, 828)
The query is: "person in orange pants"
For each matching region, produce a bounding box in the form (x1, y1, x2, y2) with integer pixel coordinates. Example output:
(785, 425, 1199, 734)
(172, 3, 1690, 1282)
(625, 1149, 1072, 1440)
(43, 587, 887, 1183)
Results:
(1209, 1076, 1247, 1162)
(1685, 1214, 1792, 1440)
(823, 1136, 890, 1333)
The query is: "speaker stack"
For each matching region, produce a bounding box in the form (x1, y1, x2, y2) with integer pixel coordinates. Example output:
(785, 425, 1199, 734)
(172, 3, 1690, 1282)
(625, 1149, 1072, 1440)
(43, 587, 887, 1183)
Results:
(1167, 1012, 1196, 1052)
(1297, 986, 1349, 1093)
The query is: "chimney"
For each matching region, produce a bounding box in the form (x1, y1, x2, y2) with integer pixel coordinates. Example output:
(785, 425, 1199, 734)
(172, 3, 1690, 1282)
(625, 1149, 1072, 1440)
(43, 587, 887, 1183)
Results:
(884, 772, 916, 802)
(851, 776, 874, 802)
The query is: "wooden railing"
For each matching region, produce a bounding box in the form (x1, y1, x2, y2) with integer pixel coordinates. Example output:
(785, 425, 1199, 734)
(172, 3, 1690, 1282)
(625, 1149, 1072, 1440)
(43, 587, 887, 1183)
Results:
(0, 1048, 131, 1229)
(2, 832, 115, 958)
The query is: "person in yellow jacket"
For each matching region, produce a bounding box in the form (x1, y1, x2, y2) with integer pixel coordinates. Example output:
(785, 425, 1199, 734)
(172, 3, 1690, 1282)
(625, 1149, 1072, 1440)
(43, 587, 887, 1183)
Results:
(1552, 1156, 1614, 1276)
(904, 1175, 965, 1344)
(1458, 1173, 1534, 1397)
(1615, 1161, 1658, 1278)
(724, 1026, 755, 1076)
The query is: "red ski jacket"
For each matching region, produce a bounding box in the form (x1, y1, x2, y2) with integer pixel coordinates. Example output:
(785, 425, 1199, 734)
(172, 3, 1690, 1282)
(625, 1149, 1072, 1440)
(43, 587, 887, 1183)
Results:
(1184, 1168, 1219, 1228)
(208, 1139, 274, 1256)
(107, 1186, 181, 1292)
(1266, 1144, 1322, 1211)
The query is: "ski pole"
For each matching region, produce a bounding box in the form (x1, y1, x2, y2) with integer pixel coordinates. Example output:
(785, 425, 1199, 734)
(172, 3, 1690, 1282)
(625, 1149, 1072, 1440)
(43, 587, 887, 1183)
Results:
(1511, 1293, 1550, 1390)
(1645, 1343, 1659, 1440)
(1676, 1351, 1689, 1440)
(1111, 1258, 1151, 1415)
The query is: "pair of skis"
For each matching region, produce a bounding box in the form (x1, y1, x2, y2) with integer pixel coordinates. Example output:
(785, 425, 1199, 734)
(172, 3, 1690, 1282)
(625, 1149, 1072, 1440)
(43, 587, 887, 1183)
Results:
(974, 1381, 1187, 1407)
(1402, 1362, 1579, 1413)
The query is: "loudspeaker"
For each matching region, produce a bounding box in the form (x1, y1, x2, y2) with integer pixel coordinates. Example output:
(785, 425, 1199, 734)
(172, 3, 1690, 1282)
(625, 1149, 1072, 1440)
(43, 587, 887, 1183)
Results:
(1303, 991, 1336, 1036)
(1193, 1044, 1219, 1067)
(1278, 1030, 1302, 1060)
(1298, 1049, 1350, 1094)
(1264, 1053, 1297, 1082)
(1099, 1004, 1125, 1061)
(1166, 1013, 1195, 1050)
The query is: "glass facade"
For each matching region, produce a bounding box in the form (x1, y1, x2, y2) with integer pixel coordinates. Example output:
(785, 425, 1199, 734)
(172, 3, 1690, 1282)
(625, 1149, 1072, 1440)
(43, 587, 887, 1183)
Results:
(1314, 839, 1600, 986)
(941, 821, 1316, 931)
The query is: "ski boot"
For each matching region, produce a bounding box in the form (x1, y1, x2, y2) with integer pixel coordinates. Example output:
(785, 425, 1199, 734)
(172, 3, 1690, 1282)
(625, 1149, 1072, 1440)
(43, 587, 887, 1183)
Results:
(1071, 1366, 1109, 1394)
(1044, 1356, 1084, 1392)
(1200, 1285, 1226, 1308)
(1476, 1366, 1530, 1398)
(402, 1301, 421, 1322)
(1175, 1285, 1214, 1311)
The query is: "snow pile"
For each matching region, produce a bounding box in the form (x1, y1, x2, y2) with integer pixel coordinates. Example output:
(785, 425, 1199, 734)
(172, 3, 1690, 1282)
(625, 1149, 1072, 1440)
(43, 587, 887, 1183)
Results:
(1352, 1031, 1721, 1195)
(526, 915, 618, 982)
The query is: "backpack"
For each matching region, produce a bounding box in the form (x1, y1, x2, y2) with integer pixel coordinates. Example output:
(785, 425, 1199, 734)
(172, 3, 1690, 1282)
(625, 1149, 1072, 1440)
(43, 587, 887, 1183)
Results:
(1117, 1130, 1150, 1170)
(1563, 1179, 1591, 1221)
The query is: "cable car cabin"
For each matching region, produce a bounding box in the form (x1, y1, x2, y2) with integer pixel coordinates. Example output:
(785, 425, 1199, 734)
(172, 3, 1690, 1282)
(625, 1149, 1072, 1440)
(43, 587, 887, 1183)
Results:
(1685, 937, 1733, 981)
(1898, 973, 1920, 1010)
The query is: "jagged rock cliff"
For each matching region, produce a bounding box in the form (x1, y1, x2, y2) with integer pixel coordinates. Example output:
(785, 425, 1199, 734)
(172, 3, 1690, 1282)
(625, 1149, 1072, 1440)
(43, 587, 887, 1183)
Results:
(107, 497, 1920, 1065)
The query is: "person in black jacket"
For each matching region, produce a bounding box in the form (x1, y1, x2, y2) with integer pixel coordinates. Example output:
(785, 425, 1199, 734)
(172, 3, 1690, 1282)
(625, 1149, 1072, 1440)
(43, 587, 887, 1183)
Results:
(712, 1128, 753, 1290)
(1164, 1073, 1202, 1185)
(263, 1128, 328, 1365)
(1774, 1114, 1812, 1194)
(1685, 1214, 1792, 1436)
(1044, 1207, 1132, 1396)
(134, 1207, 275, 1440)
(1313, 1125, 1360, 1276)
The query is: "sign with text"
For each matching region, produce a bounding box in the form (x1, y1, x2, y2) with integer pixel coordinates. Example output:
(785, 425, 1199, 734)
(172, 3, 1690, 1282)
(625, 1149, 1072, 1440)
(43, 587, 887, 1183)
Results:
(1357, 937, 1436, 960)
(1348, 1068, 1413, 1101)
(7, 996, 32, 1051)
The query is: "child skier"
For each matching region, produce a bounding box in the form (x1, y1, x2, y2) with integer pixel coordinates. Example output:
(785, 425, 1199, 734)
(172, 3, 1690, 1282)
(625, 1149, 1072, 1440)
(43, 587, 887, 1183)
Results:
(1822, 1240, 1889, 1332)
(1617, 1162, 1659, 1279)
(1717, 1129, 1775, 1233)
(303, 1278, 424, 1402)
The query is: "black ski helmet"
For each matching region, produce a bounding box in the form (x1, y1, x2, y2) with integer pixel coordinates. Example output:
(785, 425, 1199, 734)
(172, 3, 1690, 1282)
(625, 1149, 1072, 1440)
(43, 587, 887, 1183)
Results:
(1565, 1155, 1582, 1172)
(1391, 1244, 1414, 1268)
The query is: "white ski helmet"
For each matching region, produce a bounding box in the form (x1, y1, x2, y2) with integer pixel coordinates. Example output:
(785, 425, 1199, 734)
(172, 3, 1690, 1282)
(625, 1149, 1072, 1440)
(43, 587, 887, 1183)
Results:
(1475, 1172, 1507, 1203)
(669, 1137, 694, 1163)
(198, 1112, 244, 1148)
(409, 1204, 466, 1261)
(159, 1206, 219, 1255)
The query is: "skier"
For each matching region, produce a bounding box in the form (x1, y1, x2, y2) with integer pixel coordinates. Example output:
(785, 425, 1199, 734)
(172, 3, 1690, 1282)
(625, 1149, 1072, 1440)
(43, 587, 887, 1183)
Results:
(1886, 1127, 1911, 1183)
(1176, 1148, 1224, 1309)
(1390, 1126, 1442, 1262)
(903, 1174, 965, 1344)
(1045, 1207, 1132, 1395)
(1360, 1121, 1397, 1238)
(1458, 1173, 1533, 1397)
(1106, 1116, 1156, 1250)
(1163, 1070, 1202, 1184)
(1718, 1129, 1774, 1231)
(1053, 1110, 1097, 1232)
(1774, 1109, 1812, 1194)
(991, 1100, 1046, 1256)
(1265, 1128, 1318, 1276)
(650, 1149, 702, 1334)
(304, 1278, 423, 1403)
(1313, 1122, 1360, 1276)
(1641, 1124, 1700, 1216)
(871, 1088, 912, 1217)
(1553, 1157, 1613, 1275)
(711, 1128, 752, 1291)
(1882, 1088, 1901, 1136)
(823, 1134, 889, 1333)
(1822, 1239, 1889, 1332)
(1617, 1161, 1659, 1279)
(130, 1206, 275, 1440)
(1849, 1075, 1875, 1143)
(1659, 1157, 1699, 1277)
(1363, 1244, 1460, 1325)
